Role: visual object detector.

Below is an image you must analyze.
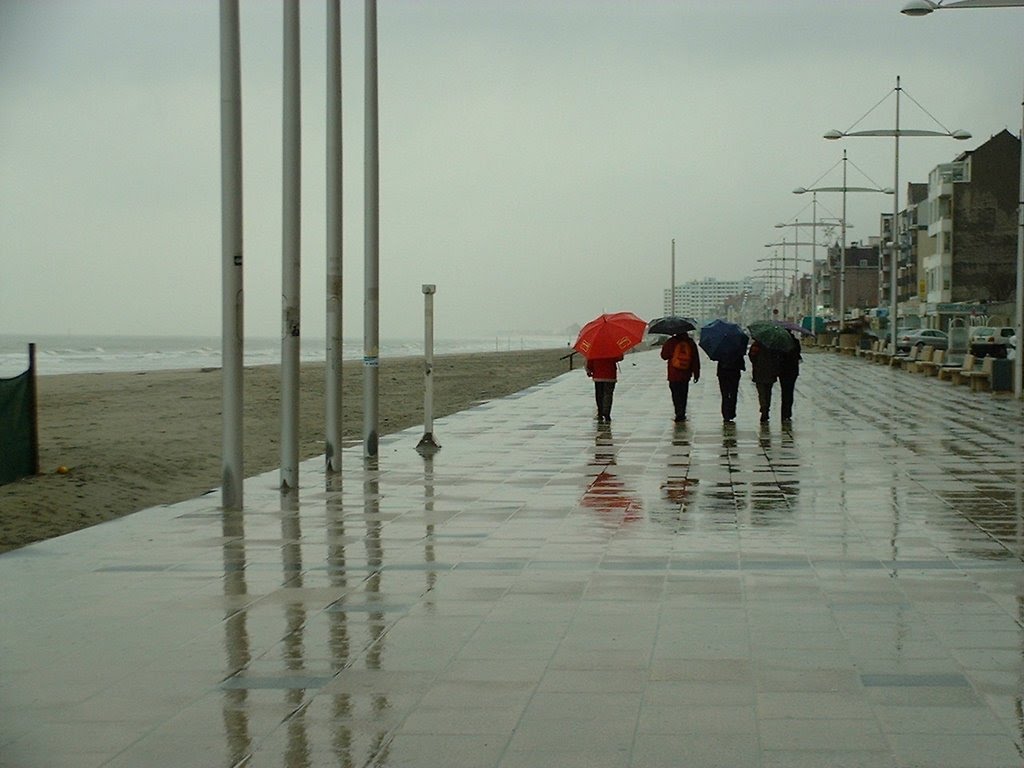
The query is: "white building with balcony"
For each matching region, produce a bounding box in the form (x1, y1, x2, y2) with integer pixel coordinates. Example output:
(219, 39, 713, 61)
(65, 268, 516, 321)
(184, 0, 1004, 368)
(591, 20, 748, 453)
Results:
(663, 277, 762, 324)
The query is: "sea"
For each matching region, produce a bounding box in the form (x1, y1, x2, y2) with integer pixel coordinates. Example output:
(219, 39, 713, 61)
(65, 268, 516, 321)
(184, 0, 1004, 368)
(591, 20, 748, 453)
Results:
(0, 334, 571, 378)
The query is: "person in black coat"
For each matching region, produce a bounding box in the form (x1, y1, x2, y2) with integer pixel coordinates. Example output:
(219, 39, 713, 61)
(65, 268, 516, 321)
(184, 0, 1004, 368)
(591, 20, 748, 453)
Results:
(778, 335, 802, 423)
(748, 340, 783, 424)
(716, 349, 746, 423)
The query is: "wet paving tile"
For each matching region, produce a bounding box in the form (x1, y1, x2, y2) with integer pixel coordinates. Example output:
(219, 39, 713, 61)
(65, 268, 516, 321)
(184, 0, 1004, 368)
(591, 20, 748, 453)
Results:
(3, 350, 1024, 766)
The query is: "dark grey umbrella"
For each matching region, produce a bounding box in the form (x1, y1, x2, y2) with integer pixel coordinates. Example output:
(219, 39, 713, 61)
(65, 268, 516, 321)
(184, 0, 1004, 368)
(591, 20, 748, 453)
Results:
(648, 316, 697, 336)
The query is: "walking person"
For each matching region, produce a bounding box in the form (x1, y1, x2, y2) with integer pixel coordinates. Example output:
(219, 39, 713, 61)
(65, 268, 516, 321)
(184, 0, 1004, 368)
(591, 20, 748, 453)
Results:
(748, 340, 782, 424)
(778, 334, 802, 423)
(716, 348, 746, 423)
(660, 332, 700, 422)
(586, 354, 622, 423)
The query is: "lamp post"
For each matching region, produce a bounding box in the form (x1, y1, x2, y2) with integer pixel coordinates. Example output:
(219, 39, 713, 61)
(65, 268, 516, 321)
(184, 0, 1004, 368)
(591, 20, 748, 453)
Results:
(795, 153, 892, 334)
(776, 211, 842, 332)
(762, 240, 813, 320)
(671, 238, 676, 315)
(901, 0, 1024, 399)
(825, 77, 970, 353)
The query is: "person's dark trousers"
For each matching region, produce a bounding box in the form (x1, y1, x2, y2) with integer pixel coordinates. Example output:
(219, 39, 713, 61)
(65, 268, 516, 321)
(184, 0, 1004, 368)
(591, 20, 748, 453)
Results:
(594, 381, 615, 420)
(779, 375, 796, 421)
(755, 382, 773, 422)
(717, 369, 741, 421)
(669, 380, 690, 421)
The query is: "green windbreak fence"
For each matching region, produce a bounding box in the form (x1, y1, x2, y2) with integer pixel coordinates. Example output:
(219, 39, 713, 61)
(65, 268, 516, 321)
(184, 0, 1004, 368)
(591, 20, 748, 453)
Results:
(0, 347, 38, 486)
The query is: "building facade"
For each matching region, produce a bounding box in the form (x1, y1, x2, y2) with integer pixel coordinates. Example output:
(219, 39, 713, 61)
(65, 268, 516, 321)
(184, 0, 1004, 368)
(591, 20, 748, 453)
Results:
(914, 129, 1020, 327)
(824, 240, 882, 322)
(663, 277, 761, 323)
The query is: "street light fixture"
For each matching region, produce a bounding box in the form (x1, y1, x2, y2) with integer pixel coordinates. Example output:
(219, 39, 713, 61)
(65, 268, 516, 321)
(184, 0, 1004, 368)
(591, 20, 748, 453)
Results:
(762, 241, 814, 320)
(902, 0, 1024, 14)
(901, 0, 1024, 400)
(776, 213, 843, 334)
(825, 77, 971, 353)
(795, 152, 893, 334)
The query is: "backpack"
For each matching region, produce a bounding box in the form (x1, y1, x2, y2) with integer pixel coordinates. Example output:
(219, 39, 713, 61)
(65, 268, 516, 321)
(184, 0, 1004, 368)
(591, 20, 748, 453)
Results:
(670, 339, 692, 371)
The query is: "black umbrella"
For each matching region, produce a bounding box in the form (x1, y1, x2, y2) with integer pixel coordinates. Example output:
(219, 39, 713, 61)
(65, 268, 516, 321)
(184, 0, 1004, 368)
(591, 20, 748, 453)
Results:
(648, 316, 697, 336)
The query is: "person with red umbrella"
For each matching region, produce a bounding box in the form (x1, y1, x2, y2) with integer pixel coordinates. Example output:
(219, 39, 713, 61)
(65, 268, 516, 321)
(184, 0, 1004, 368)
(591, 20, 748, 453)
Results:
(585, 353, 623, 423)
(574, 312, 647, 424)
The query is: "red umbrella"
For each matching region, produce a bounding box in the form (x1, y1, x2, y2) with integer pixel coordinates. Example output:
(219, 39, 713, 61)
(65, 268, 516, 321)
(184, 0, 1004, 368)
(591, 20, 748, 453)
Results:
(573, 312, 647, 359)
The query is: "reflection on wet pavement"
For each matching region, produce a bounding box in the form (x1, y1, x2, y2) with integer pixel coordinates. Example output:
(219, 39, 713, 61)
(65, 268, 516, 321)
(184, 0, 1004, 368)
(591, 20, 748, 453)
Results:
(2, 349, 1024, 767)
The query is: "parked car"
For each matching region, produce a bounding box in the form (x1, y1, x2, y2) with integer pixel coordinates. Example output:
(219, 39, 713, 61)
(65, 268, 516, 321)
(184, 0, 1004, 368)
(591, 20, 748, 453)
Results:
(895, 328, 948, 352)
(968, 326, 1014, 358)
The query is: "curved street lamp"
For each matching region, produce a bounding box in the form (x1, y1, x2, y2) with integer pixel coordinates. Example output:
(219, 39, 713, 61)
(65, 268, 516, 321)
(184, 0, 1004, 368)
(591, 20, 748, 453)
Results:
(901, 0, 1024, 400)
(825, 76, 970, 352)
(762, 241, 816, 320)
(903, 0, 1024, 13)
(795, 151, 893, 333)
(775, 214, 840, 333)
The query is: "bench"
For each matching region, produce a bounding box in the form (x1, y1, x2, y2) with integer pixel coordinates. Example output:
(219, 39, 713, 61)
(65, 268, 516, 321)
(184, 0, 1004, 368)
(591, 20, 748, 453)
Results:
(858, 340, 878, 360)
(904, 345, 933, 373)
(949, 354, 977, 385)
(916, 348, 944, 376)
(896, 345, 921, 370)
(964, 355, 995, 392)
(875, 343, 895, 365)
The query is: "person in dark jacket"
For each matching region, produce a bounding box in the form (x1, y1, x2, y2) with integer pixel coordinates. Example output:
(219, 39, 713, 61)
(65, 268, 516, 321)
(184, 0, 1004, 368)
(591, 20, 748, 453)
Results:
(586, 354, 623, 423)
(778, 335, 802, 422)
(748, 340, 782, 424)
(716, 348, 746, 423)
(660, 333, 700, 422)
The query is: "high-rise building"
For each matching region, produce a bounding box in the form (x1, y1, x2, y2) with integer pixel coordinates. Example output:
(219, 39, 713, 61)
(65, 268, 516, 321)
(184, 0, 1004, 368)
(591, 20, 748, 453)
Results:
(663, 277, 761, 323)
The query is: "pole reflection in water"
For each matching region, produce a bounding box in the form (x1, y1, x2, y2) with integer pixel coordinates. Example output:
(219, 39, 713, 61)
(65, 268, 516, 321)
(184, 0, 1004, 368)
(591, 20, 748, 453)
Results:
(324, 480, 355, 763)
(422, 455, 437, 608)
(220, 507, 251, 764)
(280, 486, 311, 767)
(580, 425, 642, 525)
(1016, 455, 1024, 745)
(362, 459, 391, 764)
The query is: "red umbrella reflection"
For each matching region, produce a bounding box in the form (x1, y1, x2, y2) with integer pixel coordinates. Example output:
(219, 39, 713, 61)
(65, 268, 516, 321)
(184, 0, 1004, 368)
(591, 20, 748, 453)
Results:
(581, 470, 643, 522)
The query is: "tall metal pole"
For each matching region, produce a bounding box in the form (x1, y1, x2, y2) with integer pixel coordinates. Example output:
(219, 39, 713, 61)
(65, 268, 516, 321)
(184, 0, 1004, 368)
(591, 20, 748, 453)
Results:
(281, 0, 301, 491)
(27, 343, 39, 476)
(363, 0, 380, 458)
(812, 194, 818, 332)
(891, 76, 902, 353)
(840, 151, 848, 333)
(1015, 81, 1023, 399)
(792, 236, 799, 321)
(417, 285, 440, 454)
(220, 0, 244, 510)
(670, 238, 676, 315)
(325, 0, 344, 471)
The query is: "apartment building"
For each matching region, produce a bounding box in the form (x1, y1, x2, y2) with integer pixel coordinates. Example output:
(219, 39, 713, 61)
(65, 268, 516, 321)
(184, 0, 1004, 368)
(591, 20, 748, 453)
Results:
(663, 277, 761, 323)
(916, 129, 1020, 325)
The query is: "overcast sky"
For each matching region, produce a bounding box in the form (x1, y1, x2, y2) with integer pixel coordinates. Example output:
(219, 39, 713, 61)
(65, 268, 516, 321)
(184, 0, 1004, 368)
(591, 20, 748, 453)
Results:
(2, 0, 1022, 341)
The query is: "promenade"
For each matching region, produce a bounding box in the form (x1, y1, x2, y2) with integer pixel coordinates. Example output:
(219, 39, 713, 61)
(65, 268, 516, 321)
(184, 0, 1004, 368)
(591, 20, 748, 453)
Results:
(3, 348, 1024, 768)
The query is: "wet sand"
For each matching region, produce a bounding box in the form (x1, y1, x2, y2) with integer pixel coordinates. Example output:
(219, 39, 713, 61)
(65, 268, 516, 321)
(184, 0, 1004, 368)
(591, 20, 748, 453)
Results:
(0, 348, 572, 553)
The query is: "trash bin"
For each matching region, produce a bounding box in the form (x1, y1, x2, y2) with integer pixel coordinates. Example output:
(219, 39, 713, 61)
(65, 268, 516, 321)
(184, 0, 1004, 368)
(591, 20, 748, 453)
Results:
(991, 358, 1013, 392)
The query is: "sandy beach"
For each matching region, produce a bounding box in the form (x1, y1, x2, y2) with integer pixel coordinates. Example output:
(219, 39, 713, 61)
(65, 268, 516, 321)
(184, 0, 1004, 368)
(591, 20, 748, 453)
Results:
(0, 348, 572, 553)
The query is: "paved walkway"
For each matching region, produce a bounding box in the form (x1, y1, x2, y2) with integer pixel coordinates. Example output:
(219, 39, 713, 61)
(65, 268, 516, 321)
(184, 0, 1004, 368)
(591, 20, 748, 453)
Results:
(3, 349, 1024, 768)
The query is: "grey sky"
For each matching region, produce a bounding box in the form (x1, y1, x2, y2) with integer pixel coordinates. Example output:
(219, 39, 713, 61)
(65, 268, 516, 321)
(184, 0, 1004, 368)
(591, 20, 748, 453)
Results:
(2, 0, 1022, 341)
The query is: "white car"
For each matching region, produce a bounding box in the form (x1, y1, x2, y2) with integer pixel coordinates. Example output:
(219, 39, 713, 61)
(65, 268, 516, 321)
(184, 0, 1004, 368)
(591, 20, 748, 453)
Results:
(968, 326, 1014, 358)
